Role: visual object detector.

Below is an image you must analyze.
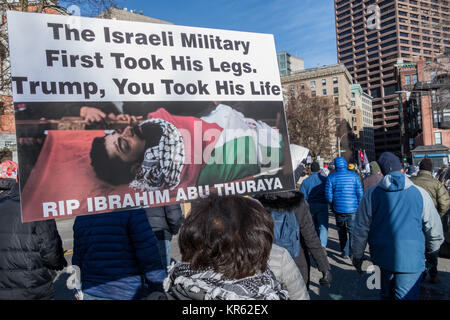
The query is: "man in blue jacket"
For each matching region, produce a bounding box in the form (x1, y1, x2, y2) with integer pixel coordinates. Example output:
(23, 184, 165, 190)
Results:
(300, 161, 329, 247)
(351, 152, 444, 300)
(325, 157, 363, 258)
(72, 208, 167, 300)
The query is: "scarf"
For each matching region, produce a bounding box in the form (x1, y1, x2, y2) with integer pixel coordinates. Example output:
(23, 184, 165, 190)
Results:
(129, 119, 185, 191)
(163, 262, 289, 300)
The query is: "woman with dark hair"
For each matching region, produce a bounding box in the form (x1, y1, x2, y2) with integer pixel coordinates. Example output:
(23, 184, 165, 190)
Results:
(163, 194, 289, 300)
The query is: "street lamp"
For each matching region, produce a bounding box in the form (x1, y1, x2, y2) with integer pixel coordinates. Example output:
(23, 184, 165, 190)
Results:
(337, 132, 347, 158)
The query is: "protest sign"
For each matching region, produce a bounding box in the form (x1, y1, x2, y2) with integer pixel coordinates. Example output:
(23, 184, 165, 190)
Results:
(7, 11, 295, 222)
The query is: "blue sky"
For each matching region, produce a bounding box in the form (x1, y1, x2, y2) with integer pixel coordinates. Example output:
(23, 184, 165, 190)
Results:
(64, 0, 338, 69)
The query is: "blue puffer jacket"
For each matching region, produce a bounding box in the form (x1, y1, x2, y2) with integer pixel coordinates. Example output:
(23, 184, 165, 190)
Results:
(325, 157, 363, 214)
(72, 209, 167, 300)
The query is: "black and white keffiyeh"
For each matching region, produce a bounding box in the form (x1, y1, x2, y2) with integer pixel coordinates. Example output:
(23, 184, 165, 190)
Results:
(130, 119, 185, 191)
(163, 262, 289, 300)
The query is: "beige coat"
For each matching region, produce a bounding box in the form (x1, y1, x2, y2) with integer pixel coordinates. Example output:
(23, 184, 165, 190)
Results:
(268, 244, 310, 300)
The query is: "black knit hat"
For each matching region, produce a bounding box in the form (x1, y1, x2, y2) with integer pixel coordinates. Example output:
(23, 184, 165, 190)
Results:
(311, 162, 320, 172)
(419, 158, 433, 172)
(377, 152, 402, 175)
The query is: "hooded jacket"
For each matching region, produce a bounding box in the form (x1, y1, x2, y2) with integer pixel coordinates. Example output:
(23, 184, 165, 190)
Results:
(256, 192, 330, 287)
(0, 183, 67, 300)
(325, 157, 364, 213)
(300, 172, 328, 204)
(72, 209, 167, 300)
(352, 172, 444, 273)
(410, 170, 450, 217)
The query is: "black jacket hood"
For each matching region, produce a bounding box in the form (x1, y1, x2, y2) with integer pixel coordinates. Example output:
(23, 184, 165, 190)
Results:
(255, 191, 305, 211)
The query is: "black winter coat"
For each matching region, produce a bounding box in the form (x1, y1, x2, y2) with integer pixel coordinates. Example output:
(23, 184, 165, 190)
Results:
(0, 183, 67, 300)
(145, 204, 184, 241)
(0, 178, 15, 192)
(256, 192, 331, 288)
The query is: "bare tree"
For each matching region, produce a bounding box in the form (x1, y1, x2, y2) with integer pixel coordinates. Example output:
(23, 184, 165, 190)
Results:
(425, 53, 450, 112)
(285, 91, 339, 159)
(0, 0, 120, 112)
(59, 0, 121, 17)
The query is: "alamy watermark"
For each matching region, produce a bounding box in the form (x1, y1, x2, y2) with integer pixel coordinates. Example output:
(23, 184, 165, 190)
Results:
(367, 5, 381, 30)
(365, 263, 381, 290)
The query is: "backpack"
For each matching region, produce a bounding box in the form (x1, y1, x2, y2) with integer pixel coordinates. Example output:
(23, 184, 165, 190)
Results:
(270, 210, 300, 259)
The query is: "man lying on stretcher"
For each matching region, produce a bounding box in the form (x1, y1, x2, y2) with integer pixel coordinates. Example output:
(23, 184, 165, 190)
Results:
(90, 104, 284, 191)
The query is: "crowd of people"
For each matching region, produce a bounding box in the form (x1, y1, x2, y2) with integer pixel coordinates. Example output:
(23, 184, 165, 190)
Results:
(0, 148, 448, 301)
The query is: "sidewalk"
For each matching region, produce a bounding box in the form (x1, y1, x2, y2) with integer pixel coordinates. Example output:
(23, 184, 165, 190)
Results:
(55, 214, 450, 300)
(170, 214, 450, 300)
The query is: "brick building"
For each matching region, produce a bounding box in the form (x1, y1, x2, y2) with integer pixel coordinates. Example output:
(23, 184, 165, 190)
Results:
(334, 0, 450, 158)
(396, 54, 450, 164)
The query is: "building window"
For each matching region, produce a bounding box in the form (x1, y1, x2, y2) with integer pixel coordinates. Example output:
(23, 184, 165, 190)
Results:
(405, 75, 411, 85)
(430, 71, 437, 81)
(412, 74, 418, 84)
(290, 84, 295, 90)
(333, 77, 338, 84)
(435, 131, 442, 144)
(310, 81, 316, 88)
(300, 82, 305, 89)
(334, 97, 339, 105)
(323, 89, 327, 95)
(311, 90, 316, 97)
(322, 79, 326, 85)
(333, 87, 339, 94)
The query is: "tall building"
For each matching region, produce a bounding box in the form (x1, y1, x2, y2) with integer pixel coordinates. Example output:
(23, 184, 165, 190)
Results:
(396, 54, 450, 166)
(0, 1, 66, 136)
(351, 84, 375, 161)
(334, 0, 450, 158)
(281, 64, 354, 160)
(277, 51, 305, 76)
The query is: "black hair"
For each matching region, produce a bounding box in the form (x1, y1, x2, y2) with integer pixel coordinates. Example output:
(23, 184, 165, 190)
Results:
(90, 136, 135, 185)
(311, 161, 321, 172)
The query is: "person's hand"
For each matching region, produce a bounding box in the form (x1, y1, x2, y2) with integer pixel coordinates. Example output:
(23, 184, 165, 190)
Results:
(80, 106, 106, 124)
(319, 270, 332, 287)
(352, 256, 363, 274)
(114, 113, 143, 123)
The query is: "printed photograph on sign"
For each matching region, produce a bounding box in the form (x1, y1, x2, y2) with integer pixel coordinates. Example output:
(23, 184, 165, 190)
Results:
(16, 100, 294, 222)
(6, 11, 295, 222)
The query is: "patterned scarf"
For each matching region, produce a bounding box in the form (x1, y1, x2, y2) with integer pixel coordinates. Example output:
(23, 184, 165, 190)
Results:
(130, 119, 185, 191)
(163, 262, 289, 300)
